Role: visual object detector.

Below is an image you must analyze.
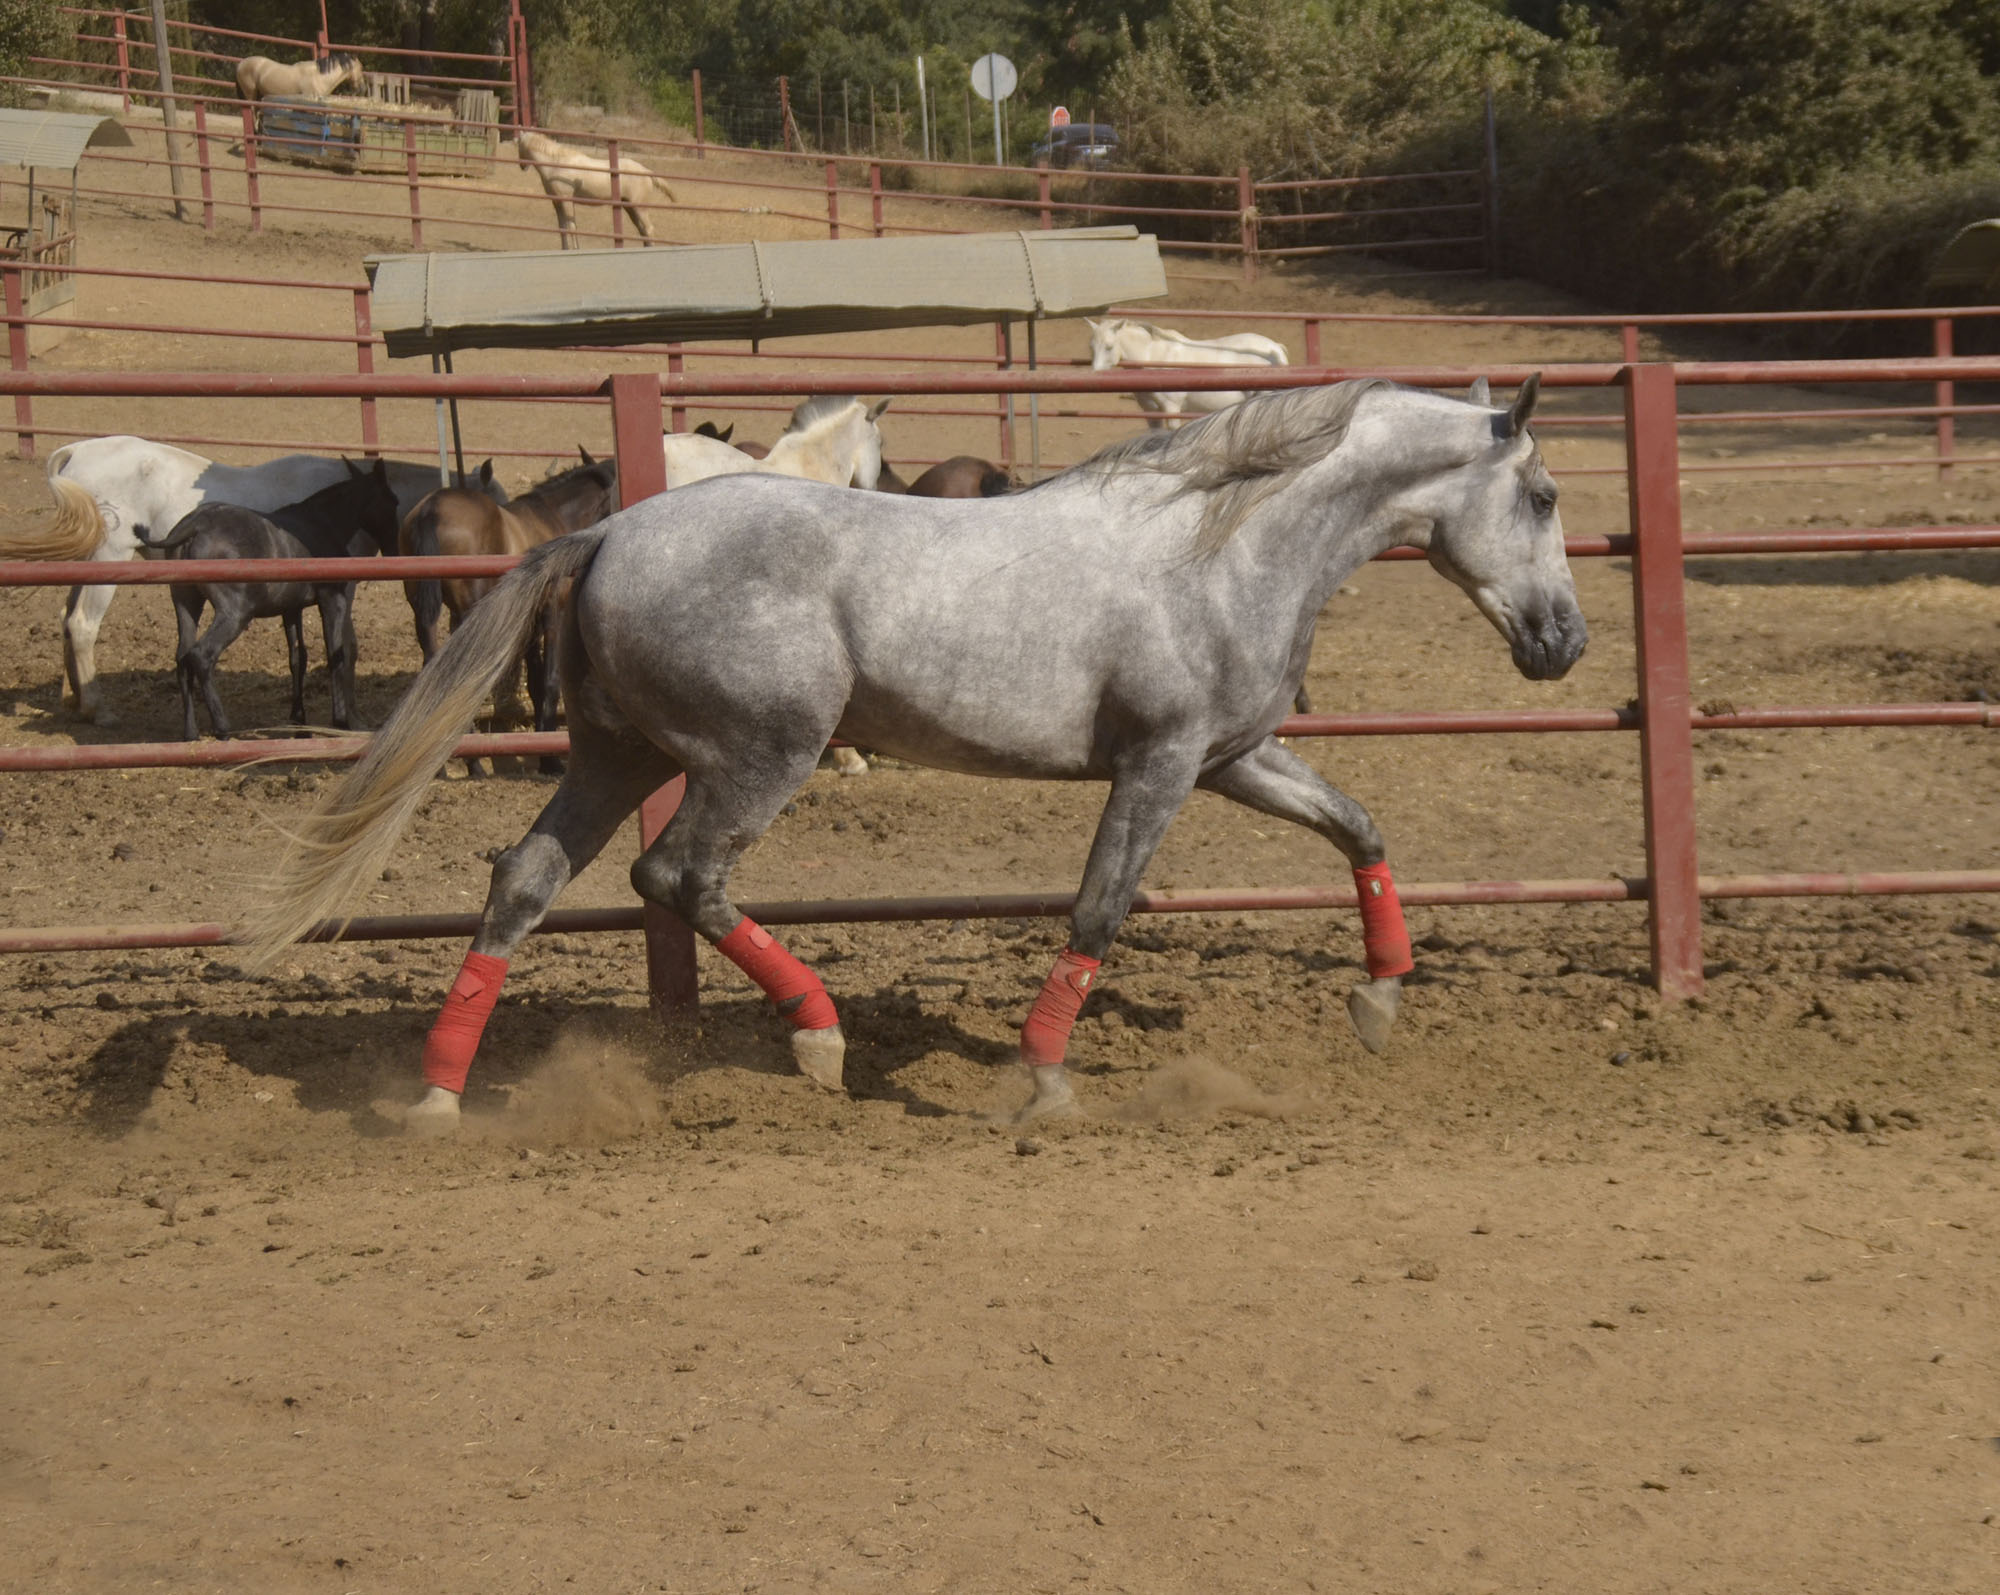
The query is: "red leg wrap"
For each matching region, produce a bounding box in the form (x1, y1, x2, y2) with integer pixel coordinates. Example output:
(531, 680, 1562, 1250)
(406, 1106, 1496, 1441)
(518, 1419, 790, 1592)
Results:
(1353, 862, 1415, 979)
(718, 917, 838, 1030)
(421, 950, 509, 1094)
(1020, 947, 1102, 1067)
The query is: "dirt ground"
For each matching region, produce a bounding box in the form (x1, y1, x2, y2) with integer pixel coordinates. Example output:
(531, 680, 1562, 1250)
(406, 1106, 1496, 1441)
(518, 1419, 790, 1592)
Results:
(1, 157, 1998, 1594)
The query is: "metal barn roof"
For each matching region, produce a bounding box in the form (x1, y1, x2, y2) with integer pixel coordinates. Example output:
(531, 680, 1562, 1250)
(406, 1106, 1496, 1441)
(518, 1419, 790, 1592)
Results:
(364, 226, 1168, 357)
(0, 108, 134, 171)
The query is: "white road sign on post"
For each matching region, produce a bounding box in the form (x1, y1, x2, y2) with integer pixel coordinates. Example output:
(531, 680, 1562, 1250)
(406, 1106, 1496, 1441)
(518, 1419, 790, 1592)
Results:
(970, 52, 1016, 165)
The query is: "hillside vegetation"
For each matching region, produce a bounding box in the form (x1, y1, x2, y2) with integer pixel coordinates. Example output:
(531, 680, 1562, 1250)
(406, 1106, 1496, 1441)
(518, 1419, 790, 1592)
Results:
(136, 4, 2000, 318)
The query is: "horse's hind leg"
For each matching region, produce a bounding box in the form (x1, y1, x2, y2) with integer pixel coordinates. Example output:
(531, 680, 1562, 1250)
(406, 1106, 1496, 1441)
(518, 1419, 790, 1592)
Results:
(525, 605, 565, 776)
(62, 581, 120, 723)
(408, 725, 678, 1134)
(629, 752, 847, 1091)
(282, 608, 308, 724)
(172, 586, 204, 742)
(1015, 751, 1204, 1120)
(1198, 737, 1411, 1054)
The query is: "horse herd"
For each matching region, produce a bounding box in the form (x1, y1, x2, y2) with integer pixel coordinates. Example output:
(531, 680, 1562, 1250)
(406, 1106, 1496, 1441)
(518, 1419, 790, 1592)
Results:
(4, 398, 1013, 768)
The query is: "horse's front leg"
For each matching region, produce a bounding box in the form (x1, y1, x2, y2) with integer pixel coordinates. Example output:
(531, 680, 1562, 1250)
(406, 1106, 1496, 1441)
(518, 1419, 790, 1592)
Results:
(315, 585, 361, 730)
(1017, 749, 1204, 1121)
(1198, 737, 1411, 1054)
(554, 193, 575, 249)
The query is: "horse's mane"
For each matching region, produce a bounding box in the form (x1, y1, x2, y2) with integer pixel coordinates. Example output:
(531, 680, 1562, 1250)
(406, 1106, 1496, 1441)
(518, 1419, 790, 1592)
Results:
(782, 395, 860, 437)
(1049, 379, 1388, 557)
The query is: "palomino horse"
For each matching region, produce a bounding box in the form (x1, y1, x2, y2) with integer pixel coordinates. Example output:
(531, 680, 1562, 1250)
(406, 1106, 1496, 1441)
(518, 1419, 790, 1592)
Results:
(0, 437, 504, 724)
(516, 130, 672, 248)
(245, 377, 1586, 1135)
(160, 460, 401, 740)
(661, 396, 890, 489)
(400, 451, 619, 773)
(234, 53, 362, 102)
(1087, 316, 1290, 429)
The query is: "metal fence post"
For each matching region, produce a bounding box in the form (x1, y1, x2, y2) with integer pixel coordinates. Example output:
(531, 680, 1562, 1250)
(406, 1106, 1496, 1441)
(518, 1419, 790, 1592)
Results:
(1624, 362, 1702, 999)
(870, 161, 883, 237)
(4, 265, 32, 460)
(1038, 166, 1051, 229)
(352, 289, 379, 456)
(404, 119, 423, 248)
(610, 371, 698, 1020)
(994, 320, 1013, 470)
(240, 105, 261, 233)
(1303, 317, 1321, 367)
(607, 138, 623, 247)
(1621, 323, 1640, 363)
(113, 13, 130, 111)
(1238, 165, 1256, 284)
(824, 159, 839, 238)
(692, 69, 705, 156)
(1482, 86, 1501, 274)
(1934, 316, 1955, 479)
(666, 344, 686, 433)
(193, 101, 214, 231)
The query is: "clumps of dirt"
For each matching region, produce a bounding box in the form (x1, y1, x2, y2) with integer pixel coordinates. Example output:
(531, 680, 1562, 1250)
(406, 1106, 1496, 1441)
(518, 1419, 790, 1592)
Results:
(1107, 1055, 1302, 1123)
(473, 1025, 663, 1147)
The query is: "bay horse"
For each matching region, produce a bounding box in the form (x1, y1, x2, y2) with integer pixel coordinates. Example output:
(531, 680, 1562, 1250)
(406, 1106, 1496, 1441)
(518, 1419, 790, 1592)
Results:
(400, 451, 618, 774)
(243, 377, 1585, 1135)
(160, 460, 400, 740)
(0, 437, 503, 725)
(235, 54, 362, 103)
(516, 130, 672, 248)
(1087, 317, 1290, 429)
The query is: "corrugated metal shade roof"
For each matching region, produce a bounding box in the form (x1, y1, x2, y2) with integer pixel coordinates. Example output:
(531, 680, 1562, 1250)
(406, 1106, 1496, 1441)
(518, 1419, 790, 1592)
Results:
(1930, 220, 2000, 296)
(364, 226, 1168, 356)
(0, 108, 134, 172)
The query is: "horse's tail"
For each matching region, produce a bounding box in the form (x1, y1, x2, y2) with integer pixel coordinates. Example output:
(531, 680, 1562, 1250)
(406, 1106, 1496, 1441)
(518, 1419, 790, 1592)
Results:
(403, 497, 446, 646)
(143, 509, 208, 555)
(237, 527, 611, 966)
(1, 464, 108, 561)
(978, 463, 1012, 496)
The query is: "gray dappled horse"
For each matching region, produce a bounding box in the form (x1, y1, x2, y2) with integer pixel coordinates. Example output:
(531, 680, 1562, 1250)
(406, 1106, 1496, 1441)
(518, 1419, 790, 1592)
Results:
(243, 377, 1586, 1134)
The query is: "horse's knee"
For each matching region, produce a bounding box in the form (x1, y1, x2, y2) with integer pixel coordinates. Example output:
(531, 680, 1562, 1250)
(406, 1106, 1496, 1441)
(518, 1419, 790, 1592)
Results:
(484, 834, 569, 932)
(630, 850, 732, 940)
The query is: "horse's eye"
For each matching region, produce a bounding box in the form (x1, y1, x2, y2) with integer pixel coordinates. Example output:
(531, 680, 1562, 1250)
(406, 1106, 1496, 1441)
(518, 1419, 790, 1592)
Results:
(1530, 486, 1558, 517)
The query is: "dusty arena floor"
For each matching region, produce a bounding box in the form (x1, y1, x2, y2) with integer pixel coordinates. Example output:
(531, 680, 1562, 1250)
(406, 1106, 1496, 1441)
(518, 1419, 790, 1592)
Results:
(1, 169, 1998, 1593)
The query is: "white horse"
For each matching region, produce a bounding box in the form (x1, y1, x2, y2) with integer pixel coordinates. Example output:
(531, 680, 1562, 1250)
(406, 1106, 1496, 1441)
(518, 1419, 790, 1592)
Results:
(234, 53, 362, 103)
(1086, 317, 1291, 429)
(1, 437, 505, 723)
(516, 130, 672, 248)
(661, 396, 892, 491)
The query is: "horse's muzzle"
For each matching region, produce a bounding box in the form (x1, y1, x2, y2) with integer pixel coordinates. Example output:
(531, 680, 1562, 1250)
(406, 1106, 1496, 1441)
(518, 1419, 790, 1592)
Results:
(1511, 606, 1588, 681)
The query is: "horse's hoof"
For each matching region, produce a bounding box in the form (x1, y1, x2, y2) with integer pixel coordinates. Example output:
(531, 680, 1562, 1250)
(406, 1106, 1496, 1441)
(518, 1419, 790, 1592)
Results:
(830, 746, 869, 777)
(1014, 1064, 1079, 1123)
(791, 1025, 845, 1091)
(1346, 978, 1402, 1055)
(403, 1085, 463, 1136)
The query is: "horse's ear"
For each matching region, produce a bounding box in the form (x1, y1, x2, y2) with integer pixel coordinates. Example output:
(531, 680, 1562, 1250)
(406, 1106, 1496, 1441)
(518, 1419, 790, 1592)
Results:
(1467, 377, 1490, 406)
(578, 446, 594, 466)
(373, 457, 389, 481)
(866, 398, 892, 421)
(343, 456, 363, 478)
(1505, 373, 1541, 437)
(479, 459, 495, 484)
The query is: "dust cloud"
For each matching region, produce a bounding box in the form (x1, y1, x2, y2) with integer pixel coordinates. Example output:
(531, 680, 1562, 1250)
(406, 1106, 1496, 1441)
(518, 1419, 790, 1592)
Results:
(1107, 1055, 1302, 1122)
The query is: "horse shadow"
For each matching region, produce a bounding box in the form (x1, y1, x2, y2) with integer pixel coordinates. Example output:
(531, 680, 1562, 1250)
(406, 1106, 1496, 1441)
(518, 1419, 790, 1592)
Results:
(64, 976, 1068, 1138)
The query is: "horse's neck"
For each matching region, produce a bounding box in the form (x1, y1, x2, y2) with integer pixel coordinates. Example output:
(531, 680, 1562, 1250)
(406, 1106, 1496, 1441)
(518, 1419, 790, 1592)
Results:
(277, 492, 381, 555)
(1223, 450, 1413, 600)
(766, 428, 850, 484)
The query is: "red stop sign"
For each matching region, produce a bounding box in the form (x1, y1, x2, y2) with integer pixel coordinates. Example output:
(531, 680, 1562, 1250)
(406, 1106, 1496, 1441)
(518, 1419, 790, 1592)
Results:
(1050, 105, 1071, 128)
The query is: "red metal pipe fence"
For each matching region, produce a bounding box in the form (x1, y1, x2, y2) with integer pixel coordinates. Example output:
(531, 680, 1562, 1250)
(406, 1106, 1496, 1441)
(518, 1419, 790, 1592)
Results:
(0, 359, 1996, 1010)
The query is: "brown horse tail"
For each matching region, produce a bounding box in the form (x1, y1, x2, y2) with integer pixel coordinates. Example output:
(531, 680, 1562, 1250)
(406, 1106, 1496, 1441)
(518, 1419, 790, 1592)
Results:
(403, 497, 446, 645)
(236, 526, 611, 966)
(2, 474, 108, 561)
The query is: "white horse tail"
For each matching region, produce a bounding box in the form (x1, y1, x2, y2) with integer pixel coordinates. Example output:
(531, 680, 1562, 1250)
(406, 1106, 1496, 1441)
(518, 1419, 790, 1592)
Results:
(2, 472, 108, 561)
(237, 526, 612, 965)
